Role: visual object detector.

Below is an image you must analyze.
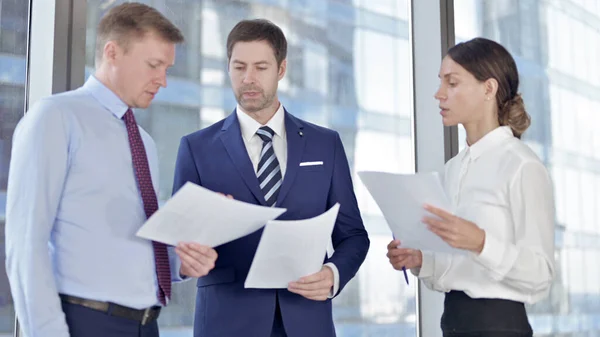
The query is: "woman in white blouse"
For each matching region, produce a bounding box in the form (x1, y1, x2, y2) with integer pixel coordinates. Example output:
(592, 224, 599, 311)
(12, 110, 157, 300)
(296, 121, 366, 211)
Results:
(387, 37, 555, 337)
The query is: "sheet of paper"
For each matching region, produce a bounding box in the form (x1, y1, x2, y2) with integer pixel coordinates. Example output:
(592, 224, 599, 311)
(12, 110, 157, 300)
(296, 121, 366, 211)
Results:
(358, 171, 464, 255)
(244, 203, 340, 289)
(136, 182, 287, 247)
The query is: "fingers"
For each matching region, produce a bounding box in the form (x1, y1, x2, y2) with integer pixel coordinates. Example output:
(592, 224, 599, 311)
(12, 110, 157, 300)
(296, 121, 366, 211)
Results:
(423, 204, 454, 221)
(294, 270, 326, 284)
(217, 192, 234, 199)
(387, 239, 401, 250)
(177, 250, 211, 277)
(288, 268, 333, 301)
(427, 223, 451, 237)
(387, 243, 423, 270)
(288, 278, 332, 291)
(183, 242, 218, 259)
(424, 216, 461, 241)
(391, 258, 411, 271)
(177, 243, 218, 266)
(423, 216, 457, 238)
(287, 287, 330, 301)
(427, 225, 460, 248)
(288, 288, 331, 301)
(386, 239, 420, 265)
(288, 279, 332, 301)
(176, 243, 218, 277)
(386, 247, 417, 258)
(389, 254, 418, 269)
(422, 216, 448, 229)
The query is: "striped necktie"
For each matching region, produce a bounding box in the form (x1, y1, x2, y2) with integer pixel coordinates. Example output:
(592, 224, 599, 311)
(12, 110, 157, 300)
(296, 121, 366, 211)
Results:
(122, 109, 171, 306)
(256, 126, 283, 207)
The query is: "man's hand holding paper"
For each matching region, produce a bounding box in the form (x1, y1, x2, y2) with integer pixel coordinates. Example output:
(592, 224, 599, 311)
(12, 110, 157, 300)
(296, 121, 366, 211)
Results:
(176, 242, 218, 278)
(288, 266, 335, 301)
(244, 204, 340, 292)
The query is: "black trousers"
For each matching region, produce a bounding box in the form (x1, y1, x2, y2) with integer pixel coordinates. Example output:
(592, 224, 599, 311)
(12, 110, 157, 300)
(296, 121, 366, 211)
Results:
(61, 301, 159, 337)
(441, 291, 533, 337)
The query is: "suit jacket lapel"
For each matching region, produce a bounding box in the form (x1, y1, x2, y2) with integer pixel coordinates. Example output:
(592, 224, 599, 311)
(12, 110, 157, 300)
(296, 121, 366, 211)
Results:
(219, 110, 267, 206)
(277, 110, 305, 205)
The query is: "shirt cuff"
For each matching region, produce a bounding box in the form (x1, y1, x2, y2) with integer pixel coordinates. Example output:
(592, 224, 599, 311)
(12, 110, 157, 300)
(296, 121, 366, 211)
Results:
(324, 262, 340, 298)
(415, 251, 434, 278)
(169, 246, 187, 282)
(473, 231, 518, 279)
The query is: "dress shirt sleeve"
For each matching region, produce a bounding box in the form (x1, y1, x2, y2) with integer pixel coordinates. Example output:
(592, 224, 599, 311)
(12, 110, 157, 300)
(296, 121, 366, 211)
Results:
(323, 262, 340, 298)
(169, 246, 188, 282)
(473, 161, 555, 301)
(5, 99, 71, 337)
(413, 252, 453, 292)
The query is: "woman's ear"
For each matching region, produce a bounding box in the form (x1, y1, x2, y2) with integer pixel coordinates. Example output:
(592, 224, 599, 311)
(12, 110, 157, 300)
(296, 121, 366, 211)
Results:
(484, 78, 499, 100)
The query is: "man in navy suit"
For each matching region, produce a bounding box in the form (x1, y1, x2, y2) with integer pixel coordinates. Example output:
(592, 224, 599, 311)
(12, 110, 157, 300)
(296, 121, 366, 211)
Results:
(172, 19, 369, 337)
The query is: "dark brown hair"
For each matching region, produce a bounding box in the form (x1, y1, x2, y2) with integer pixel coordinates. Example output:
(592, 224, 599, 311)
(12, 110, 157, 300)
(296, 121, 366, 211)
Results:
(448, 37, 530, 138)
(95, 2, 184, 64)
(226, 19, 287, 67)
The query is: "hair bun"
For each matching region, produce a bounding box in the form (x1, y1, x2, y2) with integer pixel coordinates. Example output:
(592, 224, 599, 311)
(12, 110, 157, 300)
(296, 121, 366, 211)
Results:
(500, 93, 530, 138)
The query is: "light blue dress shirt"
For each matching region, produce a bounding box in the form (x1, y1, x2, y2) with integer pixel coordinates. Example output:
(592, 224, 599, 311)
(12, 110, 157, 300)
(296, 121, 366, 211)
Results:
(5, 76, 183, 337)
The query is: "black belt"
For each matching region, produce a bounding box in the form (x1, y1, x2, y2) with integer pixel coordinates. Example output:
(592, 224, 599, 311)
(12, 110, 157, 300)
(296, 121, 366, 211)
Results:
(59, 294, 161, 325)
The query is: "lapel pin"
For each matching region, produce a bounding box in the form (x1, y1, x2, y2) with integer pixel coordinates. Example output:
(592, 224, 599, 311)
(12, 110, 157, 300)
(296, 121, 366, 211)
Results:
(298, 131, 303, 137)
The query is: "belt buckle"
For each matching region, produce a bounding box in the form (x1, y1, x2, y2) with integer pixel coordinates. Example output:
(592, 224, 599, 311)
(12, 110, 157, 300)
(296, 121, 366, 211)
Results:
(141, 307, 152, 325)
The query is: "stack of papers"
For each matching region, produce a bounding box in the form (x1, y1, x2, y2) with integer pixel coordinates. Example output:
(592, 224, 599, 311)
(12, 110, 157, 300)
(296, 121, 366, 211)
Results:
(136, 182, 286, 247)
(358, 171, 464, 255)
(136, 182, 341, 288)
(245, 204, 340, 289)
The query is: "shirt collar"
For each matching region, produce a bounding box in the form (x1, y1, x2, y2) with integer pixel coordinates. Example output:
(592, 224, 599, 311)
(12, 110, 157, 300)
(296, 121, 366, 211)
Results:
(467, 126, 514, 160)
(83, 75, 130, 119)
(236, 103, 286, 142)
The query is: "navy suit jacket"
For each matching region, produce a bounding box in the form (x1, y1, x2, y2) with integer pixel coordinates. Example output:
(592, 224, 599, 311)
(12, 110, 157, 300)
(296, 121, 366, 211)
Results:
(172, 109, 369, 337)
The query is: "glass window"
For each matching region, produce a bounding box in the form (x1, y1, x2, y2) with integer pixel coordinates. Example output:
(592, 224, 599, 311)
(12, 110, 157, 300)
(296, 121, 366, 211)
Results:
(455, 0, 600, 335)
(0, 0, 28, 55)
(0, 0, 29, 335)
(86, 0, 415, 335)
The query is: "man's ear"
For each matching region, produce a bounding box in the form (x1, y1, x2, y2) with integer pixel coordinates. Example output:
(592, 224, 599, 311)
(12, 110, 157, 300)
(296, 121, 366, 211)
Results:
(278, 59, 287, 80)
(103, 40, 121, 65)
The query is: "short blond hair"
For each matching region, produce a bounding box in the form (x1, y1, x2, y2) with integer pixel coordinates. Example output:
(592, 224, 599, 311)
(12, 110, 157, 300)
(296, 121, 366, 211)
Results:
(95, 2, 184, 65)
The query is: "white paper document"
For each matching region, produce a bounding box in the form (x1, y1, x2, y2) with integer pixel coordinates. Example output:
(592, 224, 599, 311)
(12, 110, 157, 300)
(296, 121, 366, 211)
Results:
(358, 171, 465, 255)
(244, 203, 340, 289)
(136, 182, 287, 247)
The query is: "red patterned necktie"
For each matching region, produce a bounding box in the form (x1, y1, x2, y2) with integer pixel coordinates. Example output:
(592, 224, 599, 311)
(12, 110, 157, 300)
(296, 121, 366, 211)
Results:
(122, 109, 171, 306)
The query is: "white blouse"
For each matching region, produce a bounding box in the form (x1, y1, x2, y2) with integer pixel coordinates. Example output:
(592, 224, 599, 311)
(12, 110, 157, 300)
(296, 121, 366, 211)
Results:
(415, 126, 555, 304)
